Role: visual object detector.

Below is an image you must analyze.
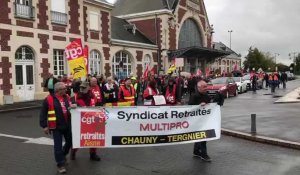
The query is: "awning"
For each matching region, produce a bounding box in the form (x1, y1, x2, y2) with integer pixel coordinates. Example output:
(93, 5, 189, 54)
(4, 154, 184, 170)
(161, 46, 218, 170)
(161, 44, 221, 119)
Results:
(168, 46, 231, 59)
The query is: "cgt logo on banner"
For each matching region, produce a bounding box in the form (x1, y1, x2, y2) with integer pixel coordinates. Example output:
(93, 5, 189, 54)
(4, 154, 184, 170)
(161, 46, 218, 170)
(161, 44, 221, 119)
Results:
(65, 38, 88, 79)
(71, 104, 221, 148)
(80, 111, 106, 147)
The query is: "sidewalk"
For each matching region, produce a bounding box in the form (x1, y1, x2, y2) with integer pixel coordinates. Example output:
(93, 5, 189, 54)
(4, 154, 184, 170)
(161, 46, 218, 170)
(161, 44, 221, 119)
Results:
(221, 78, 300, 149)
(0, 100, 43, 112)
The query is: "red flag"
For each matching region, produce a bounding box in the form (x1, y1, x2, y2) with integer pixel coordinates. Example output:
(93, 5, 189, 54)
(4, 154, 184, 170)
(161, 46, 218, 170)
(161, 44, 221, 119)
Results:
(65, 38, 83, 61)
(196, 68, 202, 76)
(151, 67, 156, 74)
(83, 46, 89, 72)
(143, 65, 149, 78)
(205, 67, 210, 77)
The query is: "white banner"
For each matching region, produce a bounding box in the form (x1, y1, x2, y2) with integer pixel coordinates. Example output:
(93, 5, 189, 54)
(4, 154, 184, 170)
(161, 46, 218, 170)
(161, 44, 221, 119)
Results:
(71, 104, 221, 148)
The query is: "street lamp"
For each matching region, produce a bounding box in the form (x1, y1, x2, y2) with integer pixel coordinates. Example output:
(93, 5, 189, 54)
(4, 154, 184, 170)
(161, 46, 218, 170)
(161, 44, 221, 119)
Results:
(274, 53, 279, 72)
(228, 30, 233, 49)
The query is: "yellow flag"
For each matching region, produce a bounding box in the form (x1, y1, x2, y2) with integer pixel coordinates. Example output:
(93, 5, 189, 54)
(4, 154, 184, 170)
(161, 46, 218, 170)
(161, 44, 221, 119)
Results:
(69, 56, 87, 79)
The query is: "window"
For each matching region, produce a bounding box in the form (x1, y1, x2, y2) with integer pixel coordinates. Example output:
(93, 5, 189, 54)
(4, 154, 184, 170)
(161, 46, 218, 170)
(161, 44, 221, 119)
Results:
(112, 51, 132, 80)
(89, 50, 101, 76)
(51, 0, 67, 24)
(53, 50, 66, 76)
(15, 0, 34, 19)
(89, 11, 99, 31)
(51, 0, 65, 13)
(15, 46, 34, 61)
(179, 19, 202, 49)
(144, 54, 151, 70)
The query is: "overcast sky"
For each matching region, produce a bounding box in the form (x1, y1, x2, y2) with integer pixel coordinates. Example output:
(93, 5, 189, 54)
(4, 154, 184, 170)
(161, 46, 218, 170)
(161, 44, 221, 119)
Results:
(107, 0, 299, 65)
(203, 0, 300, 65)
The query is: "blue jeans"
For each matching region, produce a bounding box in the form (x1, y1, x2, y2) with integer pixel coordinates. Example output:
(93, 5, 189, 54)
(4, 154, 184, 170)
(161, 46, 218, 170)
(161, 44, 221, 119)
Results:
(52, 129, 72, 167)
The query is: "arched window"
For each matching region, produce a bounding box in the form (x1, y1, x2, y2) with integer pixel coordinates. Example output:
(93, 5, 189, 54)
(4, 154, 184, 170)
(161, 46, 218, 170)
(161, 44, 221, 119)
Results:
(179, 18, 202, 49)
(15, 46, 34, 61)
(144, 54, 151, 70)
(89, 50, 101, 76)
(112, 51, 133, 80)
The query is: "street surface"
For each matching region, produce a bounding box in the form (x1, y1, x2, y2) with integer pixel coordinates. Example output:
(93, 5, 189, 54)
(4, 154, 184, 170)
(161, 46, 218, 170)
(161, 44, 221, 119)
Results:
(222, 78, 300, 142)
(1, 79, 300, 174)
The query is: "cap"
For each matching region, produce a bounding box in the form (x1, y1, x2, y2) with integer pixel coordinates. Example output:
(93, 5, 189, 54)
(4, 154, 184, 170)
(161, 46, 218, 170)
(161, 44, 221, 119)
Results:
(80, 81, 90, 88)
(131, 77, 137, 81)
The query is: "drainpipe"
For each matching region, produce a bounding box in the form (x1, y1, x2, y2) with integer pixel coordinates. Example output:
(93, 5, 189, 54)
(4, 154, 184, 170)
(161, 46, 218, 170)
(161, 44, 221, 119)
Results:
(155, 14, 161, 75)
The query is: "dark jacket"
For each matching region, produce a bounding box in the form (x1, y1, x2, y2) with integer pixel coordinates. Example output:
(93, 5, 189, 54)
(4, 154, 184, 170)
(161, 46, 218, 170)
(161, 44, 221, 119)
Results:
(188, 91, 224, 106)
(103, 83, 119, 103)
(39, 95, 71, 130)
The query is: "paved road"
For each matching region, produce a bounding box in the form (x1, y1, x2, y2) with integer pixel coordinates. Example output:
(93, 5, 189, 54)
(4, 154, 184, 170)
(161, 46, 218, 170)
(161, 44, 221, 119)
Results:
(1, 109, 300, 174)
(222, 79, 300, 142)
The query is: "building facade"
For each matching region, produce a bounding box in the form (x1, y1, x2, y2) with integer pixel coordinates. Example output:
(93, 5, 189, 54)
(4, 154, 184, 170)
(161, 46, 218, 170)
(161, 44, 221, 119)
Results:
(0, 0, 225, 104)
(210, 42, 242, 74)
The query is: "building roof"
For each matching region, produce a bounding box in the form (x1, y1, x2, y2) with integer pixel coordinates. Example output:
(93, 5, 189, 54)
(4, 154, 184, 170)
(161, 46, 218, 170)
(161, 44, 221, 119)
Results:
(213, 42, 241, 59)
(111, 16, 156, 45)
(112, 0, 178, 16)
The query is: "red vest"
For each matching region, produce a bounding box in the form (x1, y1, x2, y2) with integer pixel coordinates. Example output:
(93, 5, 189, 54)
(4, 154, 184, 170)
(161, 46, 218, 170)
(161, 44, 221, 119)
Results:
(90, 85, 102, 103)
(75, 93, 96, 107)
(119, 85, 135, 106)
(143, 86, 159, 106)
(165, 86, 176, 105)
(47, 95, 57, 129)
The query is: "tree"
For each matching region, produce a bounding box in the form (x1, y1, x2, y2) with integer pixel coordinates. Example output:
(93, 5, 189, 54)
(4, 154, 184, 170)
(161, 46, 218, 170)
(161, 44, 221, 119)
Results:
(243, 47, 276, 72)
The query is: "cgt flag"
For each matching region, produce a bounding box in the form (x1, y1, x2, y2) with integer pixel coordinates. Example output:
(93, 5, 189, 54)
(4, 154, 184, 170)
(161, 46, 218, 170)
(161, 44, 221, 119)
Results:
(65, 38, 87, 79)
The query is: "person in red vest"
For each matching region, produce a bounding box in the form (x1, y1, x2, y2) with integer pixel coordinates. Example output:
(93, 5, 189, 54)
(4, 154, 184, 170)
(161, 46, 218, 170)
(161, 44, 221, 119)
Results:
(118, 77, 135, 106)
(90, 77, 103, 106)
(165, 78, 180, 105)
(39, 82, 76, 174)
(71, 81, 101, 161)
(143, 79, 160, 106)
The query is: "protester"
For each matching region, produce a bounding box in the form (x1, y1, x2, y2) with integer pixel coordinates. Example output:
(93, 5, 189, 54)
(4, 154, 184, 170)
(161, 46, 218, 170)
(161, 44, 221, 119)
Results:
(281, 72, 288, 89)
(71, 82, 101, 161)
(39, 82, 75, 174)
(90, 77, 103, 106)
(103, 77, 119, 103)
(143, 79, 160, 106)
(44, 73, 59, 94)
(118, 77, 135, 106)
(62, 74, 72, 96)
(131, 76, 140, 105)
(164, 78, 180, 105)
(188, 79, 224, 162)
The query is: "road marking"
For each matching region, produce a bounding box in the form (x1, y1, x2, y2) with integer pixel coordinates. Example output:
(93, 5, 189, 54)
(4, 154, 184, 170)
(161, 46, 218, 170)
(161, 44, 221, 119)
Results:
(0, 133, 54, 146)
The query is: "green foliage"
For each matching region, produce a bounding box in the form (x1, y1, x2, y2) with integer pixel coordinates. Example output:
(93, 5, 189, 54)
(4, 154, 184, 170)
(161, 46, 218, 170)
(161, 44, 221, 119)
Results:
(243, 47, 282, 72)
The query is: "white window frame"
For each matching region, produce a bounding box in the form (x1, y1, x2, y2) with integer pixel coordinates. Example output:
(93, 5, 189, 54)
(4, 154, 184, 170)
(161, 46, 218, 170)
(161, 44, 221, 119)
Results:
(89, 11, 99, 31)
(53, 49, 66, 76)
(112, 51, 132, 77)
(89, 50, 101, 76)
(144, 54, 151, 70)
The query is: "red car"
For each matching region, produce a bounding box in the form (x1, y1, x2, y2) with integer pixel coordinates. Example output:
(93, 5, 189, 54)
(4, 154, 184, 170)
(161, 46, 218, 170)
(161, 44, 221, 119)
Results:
(207, 77, 238, 98)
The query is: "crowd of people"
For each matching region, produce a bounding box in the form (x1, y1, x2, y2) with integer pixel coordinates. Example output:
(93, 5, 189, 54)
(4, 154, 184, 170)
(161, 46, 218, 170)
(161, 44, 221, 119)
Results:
(41, 72, 224, 173)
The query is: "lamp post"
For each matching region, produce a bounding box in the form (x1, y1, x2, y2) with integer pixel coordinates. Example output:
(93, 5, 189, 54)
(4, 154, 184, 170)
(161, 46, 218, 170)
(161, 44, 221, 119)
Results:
(228, 30, 233, 49)
(274, 53, 279, 72)
(289, 52, 299, 74)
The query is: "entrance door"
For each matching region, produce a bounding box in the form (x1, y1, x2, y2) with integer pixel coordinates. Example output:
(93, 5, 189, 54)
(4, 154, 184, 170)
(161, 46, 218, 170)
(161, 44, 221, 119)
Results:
(15, 63, 35, 101)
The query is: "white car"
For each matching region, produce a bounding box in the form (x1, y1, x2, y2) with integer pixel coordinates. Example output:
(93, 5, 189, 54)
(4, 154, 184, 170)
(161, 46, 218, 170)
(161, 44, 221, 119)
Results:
(233, 77, 247, 93)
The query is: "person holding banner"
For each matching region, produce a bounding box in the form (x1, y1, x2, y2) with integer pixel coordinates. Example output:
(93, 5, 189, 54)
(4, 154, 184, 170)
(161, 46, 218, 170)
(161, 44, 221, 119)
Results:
(118, 77, 135, 106)
(39, 82, 75, 174)
(143, 80, 166, 106)
(71, 81, 101, 161)
(188, 79, 224, 162)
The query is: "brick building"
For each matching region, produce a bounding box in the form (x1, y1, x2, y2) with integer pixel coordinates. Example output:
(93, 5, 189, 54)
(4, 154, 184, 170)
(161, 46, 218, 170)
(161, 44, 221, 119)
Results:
(0, 0, 227, 104)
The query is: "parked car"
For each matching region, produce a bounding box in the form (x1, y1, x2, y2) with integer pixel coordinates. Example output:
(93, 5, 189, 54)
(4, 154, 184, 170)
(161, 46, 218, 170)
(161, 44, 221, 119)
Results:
(233, 77, 247, 93)
(286, 71, 295, 80)
(207, 77, 238, 98)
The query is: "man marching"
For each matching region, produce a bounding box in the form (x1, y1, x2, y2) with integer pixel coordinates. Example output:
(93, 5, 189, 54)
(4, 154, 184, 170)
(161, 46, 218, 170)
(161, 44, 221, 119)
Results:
(90, 77, 103, 106)
(71, 81, 101, 161)
(164, 78, 180, 105)
(118, 77, 135, 106)
(39, 82, 75, 174)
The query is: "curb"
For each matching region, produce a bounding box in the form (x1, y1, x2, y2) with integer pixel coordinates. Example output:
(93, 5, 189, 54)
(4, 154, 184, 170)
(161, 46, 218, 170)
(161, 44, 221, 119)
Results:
(0, 106, 41, 113)
(221, 128, 300, 150)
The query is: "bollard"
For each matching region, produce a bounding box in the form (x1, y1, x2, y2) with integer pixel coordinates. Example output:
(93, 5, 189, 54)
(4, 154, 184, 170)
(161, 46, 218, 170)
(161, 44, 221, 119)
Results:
(251, 114, 256, 134)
